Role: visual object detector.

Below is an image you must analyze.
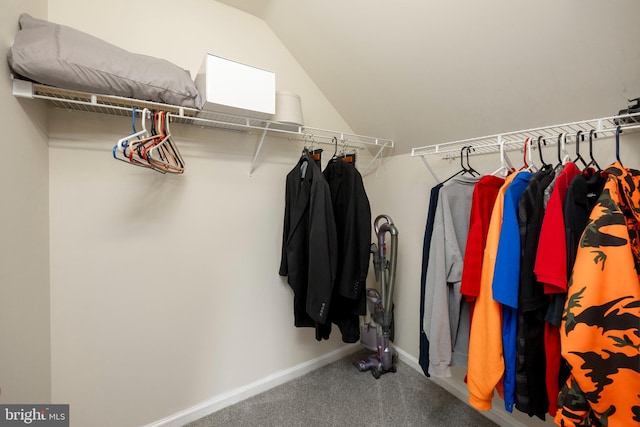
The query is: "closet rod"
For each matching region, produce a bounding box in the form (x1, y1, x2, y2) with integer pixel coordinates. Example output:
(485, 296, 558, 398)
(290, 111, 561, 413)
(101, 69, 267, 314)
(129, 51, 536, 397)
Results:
(411, 112, 640, 181)
(411, 112, 640, 159)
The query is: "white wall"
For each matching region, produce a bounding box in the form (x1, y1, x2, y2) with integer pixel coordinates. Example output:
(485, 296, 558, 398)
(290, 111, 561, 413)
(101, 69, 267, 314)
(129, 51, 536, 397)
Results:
(44, 1, 373, 426)
(0, 0, 50, 405)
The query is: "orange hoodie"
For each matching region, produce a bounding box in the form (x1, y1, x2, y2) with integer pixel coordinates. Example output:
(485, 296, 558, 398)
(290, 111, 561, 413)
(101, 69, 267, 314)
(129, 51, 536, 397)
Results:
(555, 162, 640, 427)
(467, 172, 516, 410)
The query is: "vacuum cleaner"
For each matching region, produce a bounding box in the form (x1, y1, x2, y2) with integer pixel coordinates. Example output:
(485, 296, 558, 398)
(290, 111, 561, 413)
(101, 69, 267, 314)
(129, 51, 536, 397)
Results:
(353, 214, 399, 379)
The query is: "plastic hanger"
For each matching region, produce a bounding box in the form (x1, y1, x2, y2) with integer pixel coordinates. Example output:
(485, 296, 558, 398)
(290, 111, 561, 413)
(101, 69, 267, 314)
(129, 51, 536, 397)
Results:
(518, 137, 536, 171)
(440, 146, 470, 184)
(556, 133, 571, 166)
(574, 130, 588, 169)
(126, 110, 164, 170)
(145, 111, 185, 173)
(537, 136, 549, 167)
(615, 125, 623, 166)
(491, 135, 514, 177)
(113, 107, 150, 165)
(464, 146, 480, 176)
(587, 129, 602, 172)
(129, 110, 182, 173)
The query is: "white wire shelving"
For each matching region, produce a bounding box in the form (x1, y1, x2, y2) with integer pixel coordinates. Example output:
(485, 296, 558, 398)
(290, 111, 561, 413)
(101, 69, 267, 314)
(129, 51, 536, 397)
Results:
(411, 112, 640, 181)
(12, 79, 394, 176)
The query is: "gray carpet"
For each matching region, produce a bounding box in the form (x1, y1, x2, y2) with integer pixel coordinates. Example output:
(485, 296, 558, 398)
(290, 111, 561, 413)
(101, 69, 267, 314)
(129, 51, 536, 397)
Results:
(186, 349, 497, 427)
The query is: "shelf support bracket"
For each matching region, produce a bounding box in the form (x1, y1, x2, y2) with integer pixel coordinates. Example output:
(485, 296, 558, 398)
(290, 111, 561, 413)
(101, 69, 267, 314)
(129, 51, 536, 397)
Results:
(419, 155, 440, 182)
(362, 144, 387, 176)
(249, 123, 270, 177)
(12, 79, 34, 99)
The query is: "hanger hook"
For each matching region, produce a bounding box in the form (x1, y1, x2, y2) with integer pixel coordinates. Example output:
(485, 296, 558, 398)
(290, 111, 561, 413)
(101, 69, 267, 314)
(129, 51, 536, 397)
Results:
(466, 146, 478, 176)
(575, 130, 583, 156)
(588, 129, 601, 171)
(575, 130, 587, 168)
(616, 125, 622, 165)
(557, 133, 563, 164)
(522, 137, 530, 169)
(537, 136, 547, 166)
(557, 132, 569, 164)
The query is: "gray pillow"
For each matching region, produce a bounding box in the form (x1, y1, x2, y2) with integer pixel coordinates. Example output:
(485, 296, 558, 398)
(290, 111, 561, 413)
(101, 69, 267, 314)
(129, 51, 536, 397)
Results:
(8, 14, 202, 108)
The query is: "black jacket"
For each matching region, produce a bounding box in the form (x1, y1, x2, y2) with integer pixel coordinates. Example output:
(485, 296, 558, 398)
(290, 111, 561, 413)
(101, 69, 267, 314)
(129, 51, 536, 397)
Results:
(323, 159, 371, 342)
(323, 159, 371, 301)
(279, 154, 337, 327)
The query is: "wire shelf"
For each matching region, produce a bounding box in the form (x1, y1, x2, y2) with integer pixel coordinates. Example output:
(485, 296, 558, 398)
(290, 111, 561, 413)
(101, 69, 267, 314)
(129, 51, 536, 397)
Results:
(13, 79, 394, 176)
(14, 79, 394, 149)
(411, 112, 640, 160)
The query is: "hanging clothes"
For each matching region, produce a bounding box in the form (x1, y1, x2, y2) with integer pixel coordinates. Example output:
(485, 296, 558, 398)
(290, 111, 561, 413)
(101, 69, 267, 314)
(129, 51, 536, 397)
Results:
(322, 158, 372, 343)
(515, 164, 554, 420)
(279, 152, 338, 337)
(551, 169, 609, 330)
(422, 175, 478, 377)
(535, 161, 581, 416)
(460, 175, 505, 317)
(467, 172, 517, 410)
(556, 162, 640, 427)
(419, 182, 444, 377)
(492, 171, 532, 413)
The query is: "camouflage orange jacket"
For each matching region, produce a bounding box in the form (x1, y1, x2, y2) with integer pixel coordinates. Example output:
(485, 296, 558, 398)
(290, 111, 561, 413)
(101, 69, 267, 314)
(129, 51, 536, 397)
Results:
(556, 162, 640, 427)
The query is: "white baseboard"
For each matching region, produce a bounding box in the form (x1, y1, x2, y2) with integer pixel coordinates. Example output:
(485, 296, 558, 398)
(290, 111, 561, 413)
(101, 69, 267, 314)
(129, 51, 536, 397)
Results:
(144, 345, 361, 427)
(393, 346, 529, 427)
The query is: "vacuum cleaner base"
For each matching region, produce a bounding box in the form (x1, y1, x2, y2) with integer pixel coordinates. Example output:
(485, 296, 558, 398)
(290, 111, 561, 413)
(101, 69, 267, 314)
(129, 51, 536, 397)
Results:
(352, 351, 398, 379)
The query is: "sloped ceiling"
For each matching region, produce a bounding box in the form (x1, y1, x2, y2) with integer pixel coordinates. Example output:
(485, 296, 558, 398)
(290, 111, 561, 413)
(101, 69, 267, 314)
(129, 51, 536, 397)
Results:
(218, 0, 640, 155)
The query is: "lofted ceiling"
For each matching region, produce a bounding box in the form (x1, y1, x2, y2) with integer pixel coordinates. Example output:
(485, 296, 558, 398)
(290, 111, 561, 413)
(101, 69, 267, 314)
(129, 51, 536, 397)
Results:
(218, 0, 640, 155)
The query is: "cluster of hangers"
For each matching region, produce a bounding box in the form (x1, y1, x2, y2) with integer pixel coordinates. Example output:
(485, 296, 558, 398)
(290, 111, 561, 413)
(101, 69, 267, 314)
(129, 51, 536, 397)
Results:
(112, 107, 185, 174)
(302, 135, 357, 166)
(443, 126, 626, 184)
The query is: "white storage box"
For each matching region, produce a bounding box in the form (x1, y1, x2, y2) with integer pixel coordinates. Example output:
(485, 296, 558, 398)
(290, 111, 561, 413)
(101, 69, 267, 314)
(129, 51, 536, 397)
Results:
(194, 54, 275, 119)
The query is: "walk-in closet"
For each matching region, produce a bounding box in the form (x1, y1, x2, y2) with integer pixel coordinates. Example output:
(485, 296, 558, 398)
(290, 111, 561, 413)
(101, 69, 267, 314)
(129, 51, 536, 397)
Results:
(2, 1, 639, 426)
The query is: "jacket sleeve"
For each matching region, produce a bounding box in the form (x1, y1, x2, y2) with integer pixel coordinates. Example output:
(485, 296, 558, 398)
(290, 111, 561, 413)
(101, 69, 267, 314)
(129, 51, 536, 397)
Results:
(423, 192, 461, 377)
(279, 174, 291, 277)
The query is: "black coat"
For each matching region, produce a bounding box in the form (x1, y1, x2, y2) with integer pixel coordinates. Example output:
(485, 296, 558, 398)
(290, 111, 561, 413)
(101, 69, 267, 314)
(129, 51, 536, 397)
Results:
(323, 159, 372, 342)
(323, 159, 371, 301)
(279, 154, 337, 327)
